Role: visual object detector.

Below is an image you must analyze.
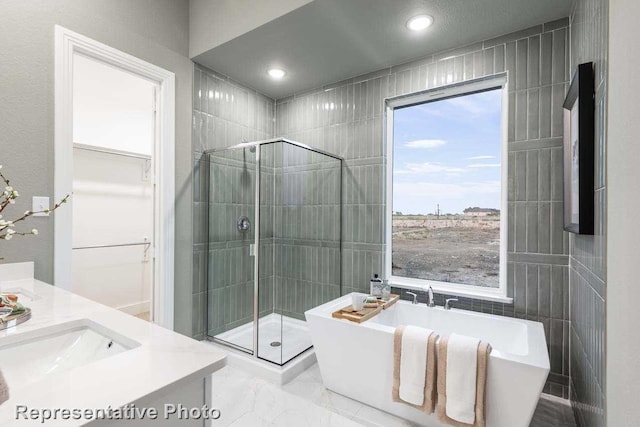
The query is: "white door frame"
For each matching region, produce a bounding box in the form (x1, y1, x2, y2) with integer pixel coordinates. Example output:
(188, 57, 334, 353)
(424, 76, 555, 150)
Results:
(54, 26, 175, 329)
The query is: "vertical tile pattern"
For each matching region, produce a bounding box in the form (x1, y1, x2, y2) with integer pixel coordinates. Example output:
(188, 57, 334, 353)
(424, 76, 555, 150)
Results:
(271, 144, 343, 320)
(568, 0, 608, 426)
(205, 150, 260, 337)
(277, 90, 387, 298)
(194, 66, 343, 341)
(275, 20, 571, 397)
(194, 20, 574, 400)
(193, 64, 275, 339)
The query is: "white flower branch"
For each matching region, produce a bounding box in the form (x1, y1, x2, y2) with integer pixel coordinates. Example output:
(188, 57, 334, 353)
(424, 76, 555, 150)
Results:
(0, 165, 69, 241)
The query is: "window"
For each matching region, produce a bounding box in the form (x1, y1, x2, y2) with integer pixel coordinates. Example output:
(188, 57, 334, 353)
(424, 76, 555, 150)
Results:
(385, 76, 509, 299)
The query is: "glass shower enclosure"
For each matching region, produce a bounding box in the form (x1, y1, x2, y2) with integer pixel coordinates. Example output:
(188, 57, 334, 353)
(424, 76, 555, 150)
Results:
(205, 138, 342, 365)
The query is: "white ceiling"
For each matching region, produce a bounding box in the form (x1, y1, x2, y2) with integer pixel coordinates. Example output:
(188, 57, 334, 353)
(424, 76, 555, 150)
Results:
(193, 0, 572, 100)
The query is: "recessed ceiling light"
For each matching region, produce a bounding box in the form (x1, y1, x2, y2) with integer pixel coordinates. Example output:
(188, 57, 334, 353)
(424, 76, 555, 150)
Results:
(268, 68, 286, 79)
(407, 14, 434, 32)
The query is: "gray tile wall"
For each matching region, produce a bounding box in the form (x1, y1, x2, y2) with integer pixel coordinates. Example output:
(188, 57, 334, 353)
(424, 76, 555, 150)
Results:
(568, 0, 608, 425)
(275, 19, 572, 396)
(270, 145, 342, 320)
(206, 151, 265, 337)
(203, 144, 343, 338)
(193, 19, 578, 398)
(193, 64, 275, 340)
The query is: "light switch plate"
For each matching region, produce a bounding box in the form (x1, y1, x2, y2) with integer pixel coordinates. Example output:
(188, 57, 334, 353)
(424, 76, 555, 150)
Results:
(32, 197, 50, 217)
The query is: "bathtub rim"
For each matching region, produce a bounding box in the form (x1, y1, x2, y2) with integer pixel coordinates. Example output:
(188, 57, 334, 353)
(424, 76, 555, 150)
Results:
(305, 293, 550, 371)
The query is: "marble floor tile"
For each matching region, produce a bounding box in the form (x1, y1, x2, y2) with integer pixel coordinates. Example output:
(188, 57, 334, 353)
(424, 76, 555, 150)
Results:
(212, 365, 362, 427)
(282, 364, 364, 419)
(211, 363, 576, 427)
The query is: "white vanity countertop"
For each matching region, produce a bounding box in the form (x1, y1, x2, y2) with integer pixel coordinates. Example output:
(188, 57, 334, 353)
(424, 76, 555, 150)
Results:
(0, 263, 226, 425)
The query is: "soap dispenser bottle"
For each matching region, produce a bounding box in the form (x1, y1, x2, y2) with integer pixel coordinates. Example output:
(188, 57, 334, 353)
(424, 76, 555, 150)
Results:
(370, 274, 383, 298)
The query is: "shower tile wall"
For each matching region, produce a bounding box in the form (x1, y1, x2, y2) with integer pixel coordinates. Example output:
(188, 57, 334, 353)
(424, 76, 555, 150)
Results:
(206, 151, 276, 337)
(193, 64, 275, 339)
(193, 18, 579, 398)
(568, 0, 608, 425)
(275, 20, 572, 396)
(271, 145, 342, 320)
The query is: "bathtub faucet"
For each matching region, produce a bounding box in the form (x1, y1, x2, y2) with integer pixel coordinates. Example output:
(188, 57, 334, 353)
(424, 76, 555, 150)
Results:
(444, 298, 459, 310)
(427, 286, 435, 308)
(406, 291, 418, 304)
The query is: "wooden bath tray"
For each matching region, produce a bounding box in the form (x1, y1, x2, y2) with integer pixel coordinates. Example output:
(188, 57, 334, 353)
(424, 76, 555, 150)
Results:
(332, 294, 400, 323)
(0, 308, 31, 331)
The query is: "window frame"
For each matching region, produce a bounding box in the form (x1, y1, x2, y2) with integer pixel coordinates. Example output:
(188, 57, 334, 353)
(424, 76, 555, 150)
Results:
(384, 73, 512, 303)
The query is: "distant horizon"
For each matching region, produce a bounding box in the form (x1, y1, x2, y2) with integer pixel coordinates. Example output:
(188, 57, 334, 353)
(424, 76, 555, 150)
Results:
(393, 89, 503, 215)
(392, 211, 501, 216)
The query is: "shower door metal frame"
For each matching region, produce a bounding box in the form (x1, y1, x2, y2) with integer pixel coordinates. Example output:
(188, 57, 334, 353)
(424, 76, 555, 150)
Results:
(204, 138, 344, 365)
(252, 144, 261, 356)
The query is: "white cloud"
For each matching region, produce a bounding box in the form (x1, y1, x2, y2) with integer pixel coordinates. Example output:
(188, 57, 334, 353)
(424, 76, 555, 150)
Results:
(416, 89, 502, 119)
(395, 162, 465, 175)
(446, 96, 489, 116)
(404, 139, 447, 149)
(394, 181, 501, 200)
(467, 163, 501, 168)
(467, 155, 495, 160)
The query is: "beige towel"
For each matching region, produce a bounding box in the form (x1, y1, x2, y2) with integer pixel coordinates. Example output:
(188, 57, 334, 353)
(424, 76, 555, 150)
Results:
(0, 369, 9, 405)
(392, 325, 438, 414)
(436, 335, 491, 427)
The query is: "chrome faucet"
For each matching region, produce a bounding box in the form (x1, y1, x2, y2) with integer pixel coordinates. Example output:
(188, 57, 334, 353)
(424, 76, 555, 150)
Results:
(444, 298, 458, 310)
(406, 291, 418, 304)
(427, 286, 435, 307)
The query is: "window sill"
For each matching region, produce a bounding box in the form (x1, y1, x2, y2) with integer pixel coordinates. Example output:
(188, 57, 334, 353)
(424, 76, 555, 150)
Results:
(389, 277, 513, 304)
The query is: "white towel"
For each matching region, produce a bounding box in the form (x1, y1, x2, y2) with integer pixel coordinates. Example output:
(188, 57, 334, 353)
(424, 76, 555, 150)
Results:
(399, 325, 433, 406)
(445, 333, 480, 424)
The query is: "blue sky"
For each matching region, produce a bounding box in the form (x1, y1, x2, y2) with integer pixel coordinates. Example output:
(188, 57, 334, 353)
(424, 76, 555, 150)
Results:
(393, 89, 503, 215)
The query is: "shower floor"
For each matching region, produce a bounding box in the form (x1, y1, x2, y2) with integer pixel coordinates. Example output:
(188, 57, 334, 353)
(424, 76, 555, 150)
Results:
(214, 314, 312, 365)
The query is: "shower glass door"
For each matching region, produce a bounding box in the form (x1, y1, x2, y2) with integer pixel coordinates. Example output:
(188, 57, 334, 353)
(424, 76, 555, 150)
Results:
(258, 141, 343, 365)
(257, 142, 279, 363)
(206, 138, 343, 366)
(207, 146, 257, 354)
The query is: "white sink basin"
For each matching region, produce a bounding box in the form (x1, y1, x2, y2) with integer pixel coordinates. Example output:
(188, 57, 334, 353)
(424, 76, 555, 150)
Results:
(0, 319, 139, 388)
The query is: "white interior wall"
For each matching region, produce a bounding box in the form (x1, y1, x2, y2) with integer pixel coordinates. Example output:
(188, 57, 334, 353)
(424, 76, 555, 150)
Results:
(73, 54, 155, 155)
(606, 0, 640, 424)
(72, 54, 155, 316)
(71, 149, 153, 314)
(0, 0, 193, 336)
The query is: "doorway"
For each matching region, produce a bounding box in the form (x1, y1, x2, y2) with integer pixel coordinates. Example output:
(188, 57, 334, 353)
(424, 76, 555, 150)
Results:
(54, 26, 175, 328)
(72, 54, 156, 321)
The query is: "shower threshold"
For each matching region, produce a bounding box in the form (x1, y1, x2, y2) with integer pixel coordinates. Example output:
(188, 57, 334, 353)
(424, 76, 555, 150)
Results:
(206, 314, 317, 384)
(213, 313, 312, 365)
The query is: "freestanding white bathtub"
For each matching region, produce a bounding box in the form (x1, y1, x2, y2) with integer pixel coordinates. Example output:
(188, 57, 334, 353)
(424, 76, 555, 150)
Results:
(305, 294, 550, 427)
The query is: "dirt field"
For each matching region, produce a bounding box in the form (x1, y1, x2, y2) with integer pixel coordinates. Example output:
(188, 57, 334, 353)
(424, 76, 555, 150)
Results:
(392, 225, 500, 288)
